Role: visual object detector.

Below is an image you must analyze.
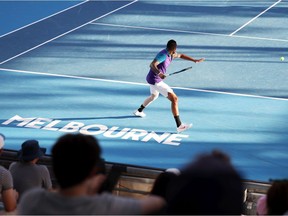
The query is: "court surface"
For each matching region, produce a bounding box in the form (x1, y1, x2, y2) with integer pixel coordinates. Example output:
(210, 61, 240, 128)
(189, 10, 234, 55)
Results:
(1, 0, 288, 182)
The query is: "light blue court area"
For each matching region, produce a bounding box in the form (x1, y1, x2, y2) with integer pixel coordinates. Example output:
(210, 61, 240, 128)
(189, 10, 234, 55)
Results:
(2, 23, 288, 98)
(1, 0, 288, 182)
(94, 0, 288, 39)
(1, 69, 288, 182)
(1, 1, 287, 98)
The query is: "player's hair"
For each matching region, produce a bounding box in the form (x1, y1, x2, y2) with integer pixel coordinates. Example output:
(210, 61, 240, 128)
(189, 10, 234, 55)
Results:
(52, 133, 102, 189)
(166, 39, 177, 51)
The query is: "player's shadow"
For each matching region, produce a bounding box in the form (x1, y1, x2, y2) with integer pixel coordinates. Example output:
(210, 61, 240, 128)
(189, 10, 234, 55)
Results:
(56, 115, 138, 121)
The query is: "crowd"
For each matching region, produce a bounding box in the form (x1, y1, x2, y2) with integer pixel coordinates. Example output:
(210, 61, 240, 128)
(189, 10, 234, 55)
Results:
(256, 180, 288, 215)
(0, 132, 287, 215)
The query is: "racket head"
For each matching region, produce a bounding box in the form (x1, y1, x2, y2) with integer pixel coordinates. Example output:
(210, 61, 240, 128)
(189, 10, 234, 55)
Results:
(168, 66, 192, 76)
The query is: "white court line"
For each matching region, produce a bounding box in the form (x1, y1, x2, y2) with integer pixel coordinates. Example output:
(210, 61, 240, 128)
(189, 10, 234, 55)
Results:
(91, 22, 288, 42)
(229, 0, 283, 36)
(0, 0, 89, 39)
(1, 67, 287, 102)
(231, 34, 288, 42)
(0, 0, 138, 65)
(91, 22, 229, 37)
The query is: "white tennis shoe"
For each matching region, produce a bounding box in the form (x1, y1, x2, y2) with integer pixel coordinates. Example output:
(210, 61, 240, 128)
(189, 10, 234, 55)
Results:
(133, 110, 146, 118)
(177, 123, 192, 133)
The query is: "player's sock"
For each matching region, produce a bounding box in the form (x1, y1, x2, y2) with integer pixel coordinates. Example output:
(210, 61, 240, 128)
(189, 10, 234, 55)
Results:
(174, 116, 182, 127)
(138, 104, 145, 112)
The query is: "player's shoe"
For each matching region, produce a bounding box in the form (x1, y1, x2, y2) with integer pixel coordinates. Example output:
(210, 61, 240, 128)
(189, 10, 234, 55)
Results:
(133, 110, 146, 118)
(177, 123, 192, 133)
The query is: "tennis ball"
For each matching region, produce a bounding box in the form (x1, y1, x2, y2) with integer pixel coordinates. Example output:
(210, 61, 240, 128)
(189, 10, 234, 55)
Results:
(280, 56, 285, 61)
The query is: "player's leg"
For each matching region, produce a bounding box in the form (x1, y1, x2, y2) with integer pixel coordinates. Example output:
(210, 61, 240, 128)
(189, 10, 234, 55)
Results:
(156, 82, 192, 133)
(166, 92, 192, 133)
(143, 93, 159, 107)
(167, 92, 179, 120)
(134, 86, 159, 117)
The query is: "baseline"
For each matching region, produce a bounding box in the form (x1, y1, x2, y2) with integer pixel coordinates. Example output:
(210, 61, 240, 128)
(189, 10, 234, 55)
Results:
(1, 67, 287, 102)
(91, 22, 288, 43)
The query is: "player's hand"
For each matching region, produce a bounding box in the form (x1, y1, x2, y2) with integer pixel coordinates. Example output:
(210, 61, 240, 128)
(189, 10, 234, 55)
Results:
(195, 58, 205, 63)
(159, 72, 166, 79)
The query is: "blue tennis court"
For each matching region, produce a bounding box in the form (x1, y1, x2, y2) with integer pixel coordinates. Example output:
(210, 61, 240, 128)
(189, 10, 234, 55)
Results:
(1, 0, 287, 182)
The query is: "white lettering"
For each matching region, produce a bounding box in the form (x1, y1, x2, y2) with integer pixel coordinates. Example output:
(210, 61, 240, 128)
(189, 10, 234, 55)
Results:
(80, 124, 108, 135)
(141, 131, 170, 143)
(122, 129, 148, 141)
(103, 127, 130, 138)
(42, 120, 61, 131)
(162, 134, 189, 146)
(2, 115, 189, 145)
(59, 121, 85, 133)
(25, 118, 52, 129)
(1, 115, 35, 126)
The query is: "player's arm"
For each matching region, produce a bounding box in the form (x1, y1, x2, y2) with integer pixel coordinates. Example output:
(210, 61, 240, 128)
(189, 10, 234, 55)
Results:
(150, 60, 165, 79)
(178, 53, 205, 63)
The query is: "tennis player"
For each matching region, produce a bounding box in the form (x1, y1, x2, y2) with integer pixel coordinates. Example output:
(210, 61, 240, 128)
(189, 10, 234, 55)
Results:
(134, 39, 204, 133)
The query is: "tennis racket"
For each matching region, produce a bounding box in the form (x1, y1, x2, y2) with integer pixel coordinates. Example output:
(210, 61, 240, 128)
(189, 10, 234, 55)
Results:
(166, 66, 193, 76)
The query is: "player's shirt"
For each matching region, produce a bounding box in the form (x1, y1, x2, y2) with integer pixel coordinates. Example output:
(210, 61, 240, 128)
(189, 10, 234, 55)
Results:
(146, 49, 180, 85)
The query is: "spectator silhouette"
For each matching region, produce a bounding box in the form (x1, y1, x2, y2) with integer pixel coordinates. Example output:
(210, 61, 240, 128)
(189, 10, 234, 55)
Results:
(17, 133, 165, 215)
(150, 168, 180, 200)
(0, 133, 18, 212)
(150, 168, 180, 214)
(165, 150, 244, 215)
(266, 179, 288, 215)
(9, 139, 52, 199)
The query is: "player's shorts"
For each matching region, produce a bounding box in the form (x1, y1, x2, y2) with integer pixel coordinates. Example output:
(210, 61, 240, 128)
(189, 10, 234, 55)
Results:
(149, 81, 174, 97)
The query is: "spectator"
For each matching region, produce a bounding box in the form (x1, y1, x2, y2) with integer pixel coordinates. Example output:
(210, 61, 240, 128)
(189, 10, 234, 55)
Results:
(165, 150, 244, 215)
(0, 133, 18, 212)
(17, 133, 165, 215)
(150, 168, 180, 200)
(256, 195, 267, 215)
(9, 139, 52, 199)
(211, 149, 231, 164)
(150, 168, 180, 214)
(266, 179, 288, 215)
